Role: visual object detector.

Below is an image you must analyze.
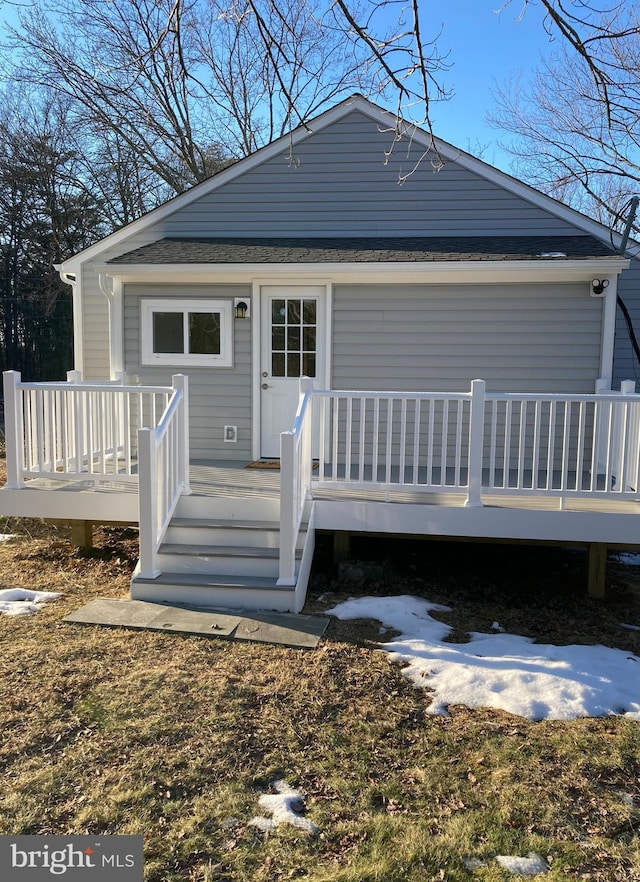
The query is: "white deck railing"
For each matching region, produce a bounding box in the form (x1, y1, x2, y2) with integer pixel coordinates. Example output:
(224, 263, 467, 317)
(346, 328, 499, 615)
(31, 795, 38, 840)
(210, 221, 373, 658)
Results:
(306, 379, 640, 504)
(138, 376, 191, 579)
(2, 370, 174, 487)
(278, 378, 314, 586)
(483, 385, 640, 498)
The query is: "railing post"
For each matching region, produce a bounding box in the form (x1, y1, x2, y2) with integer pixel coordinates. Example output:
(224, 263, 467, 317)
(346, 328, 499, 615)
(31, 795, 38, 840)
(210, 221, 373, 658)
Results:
(137, 427, 160, 579)
(620, 380, 637, 493)
(278, 430, 296, 586)
(172, 374, 191, 495)
(465, 379, 486, 507)
(594, 378, 611, 477)
(3, 371, 25, 489)
(300, 377, 314, 497)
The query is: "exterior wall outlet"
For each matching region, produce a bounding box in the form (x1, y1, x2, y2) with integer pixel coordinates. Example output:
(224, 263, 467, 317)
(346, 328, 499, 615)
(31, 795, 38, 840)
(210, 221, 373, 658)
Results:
(224, 425, 238, 443)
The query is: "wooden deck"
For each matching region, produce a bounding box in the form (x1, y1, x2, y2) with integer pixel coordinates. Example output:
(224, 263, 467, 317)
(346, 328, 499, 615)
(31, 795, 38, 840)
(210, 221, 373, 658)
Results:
(9, 458, 640, 514)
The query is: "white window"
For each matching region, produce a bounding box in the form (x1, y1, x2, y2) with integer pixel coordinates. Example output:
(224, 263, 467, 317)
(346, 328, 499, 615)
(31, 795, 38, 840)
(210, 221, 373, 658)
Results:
(141, 299, 233, 367)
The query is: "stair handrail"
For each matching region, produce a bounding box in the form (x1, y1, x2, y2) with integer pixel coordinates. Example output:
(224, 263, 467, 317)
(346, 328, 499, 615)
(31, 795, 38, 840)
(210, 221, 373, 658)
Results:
(138, 375, 191, 579)
(278, 378, 314, 586)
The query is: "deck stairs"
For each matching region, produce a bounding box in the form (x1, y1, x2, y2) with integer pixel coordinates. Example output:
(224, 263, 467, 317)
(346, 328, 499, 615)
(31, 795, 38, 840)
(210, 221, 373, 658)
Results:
(130, 492, 315, 613)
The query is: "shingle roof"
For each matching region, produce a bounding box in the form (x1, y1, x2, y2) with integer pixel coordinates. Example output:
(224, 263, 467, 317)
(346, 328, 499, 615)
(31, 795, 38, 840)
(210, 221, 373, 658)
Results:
(108, 235, 617, 265)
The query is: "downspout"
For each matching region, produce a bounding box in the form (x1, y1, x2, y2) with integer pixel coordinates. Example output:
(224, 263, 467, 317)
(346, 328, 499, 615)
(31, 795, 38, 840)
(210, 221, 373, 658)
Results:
(55, 266, 82, 376)
(98, 273, 125, 380)
(615, 197, 640, 372)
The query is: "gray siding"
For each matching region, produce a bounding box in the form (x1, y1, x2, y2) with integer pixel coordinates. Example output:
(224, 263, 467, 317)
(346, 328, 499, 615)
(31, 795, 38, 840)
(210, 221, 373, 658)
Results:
(81, 267, 110, 380)
(613, 255, 640, 387)
(124, 284, 252, 460)
(140, 112, 581, 238)
(332, 282, 603, 394)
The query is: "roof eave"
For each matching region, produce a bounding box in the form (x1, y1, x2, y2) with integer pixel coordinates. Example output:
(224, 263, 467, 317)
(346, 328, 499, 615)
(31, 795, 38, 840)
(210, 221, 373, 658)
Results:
(95, 256, 629, 284)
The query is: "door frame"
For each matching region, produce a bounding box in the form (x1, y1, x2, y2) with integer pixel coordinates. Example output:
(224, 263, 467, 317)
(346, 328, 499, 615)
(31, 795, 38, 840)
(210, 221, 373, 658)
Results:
(251, 278, 332, 461)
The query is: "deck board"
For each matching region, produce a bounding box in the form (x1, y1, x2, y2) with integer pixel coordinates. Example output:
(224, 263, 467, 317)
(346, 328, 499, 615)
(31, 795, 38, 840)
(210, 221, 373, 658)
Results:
(8, 459, 640, 518)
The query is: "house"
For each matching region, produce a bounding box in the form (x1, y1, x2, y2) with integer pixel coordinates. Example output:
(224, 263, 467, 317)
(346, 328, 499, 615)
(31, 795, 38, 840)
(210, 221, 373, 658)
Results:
(2, 94, 640, 612)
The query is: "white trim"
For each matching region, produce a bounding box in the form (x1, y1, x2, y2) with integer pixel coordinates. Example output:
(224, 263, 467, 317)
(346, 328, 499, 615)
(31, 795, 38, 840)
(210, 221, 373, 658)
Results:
(600, 274, 619, 385)
(140, 298, 233, 367)
(313, 498, 640, 545)
(251, 280, 261, 460)
(99, 274, 125, 379)
(96, 258, 628, 287)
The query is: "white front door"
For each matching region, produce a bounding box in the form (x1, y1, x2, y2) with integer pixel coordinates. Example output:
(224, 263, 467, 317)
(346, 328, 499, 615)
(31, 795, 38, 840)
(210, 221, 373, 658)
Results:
(260, 285, 325, 458)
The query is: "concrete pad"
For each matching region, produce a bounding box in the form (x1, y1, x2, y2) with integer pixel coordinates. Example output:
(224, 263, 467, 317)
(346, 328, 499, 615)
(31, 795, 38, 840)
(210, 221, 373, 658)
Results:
(64, 598, 328, 648)
(233, 610, 329, 648)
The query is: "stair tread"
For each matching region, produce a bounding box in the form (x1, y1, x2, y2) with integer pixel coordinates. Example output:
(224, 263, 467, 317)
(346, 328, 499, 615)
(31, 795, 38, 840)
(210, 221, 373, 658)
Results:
(159, 543, 302, 559)
(170, 517, 285, 530)
(132, 571, 293, 590)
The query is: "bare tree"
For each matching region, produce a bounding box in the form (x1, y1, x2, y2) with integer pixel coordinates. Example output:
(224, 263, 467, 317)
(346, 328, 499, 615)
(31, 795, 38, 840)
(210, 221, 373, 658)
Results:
(491, 2, 640, 235)
(0, 92, 104, 378)
(6, 0, 230, 193)
(188, 0, 381, 156)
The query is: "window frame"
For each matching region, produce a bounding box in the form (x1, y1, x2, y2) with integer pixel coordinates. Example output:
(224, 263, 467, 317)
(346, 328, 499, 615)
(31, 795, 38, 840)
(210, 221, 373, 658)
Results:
(140, 299, 233, 367)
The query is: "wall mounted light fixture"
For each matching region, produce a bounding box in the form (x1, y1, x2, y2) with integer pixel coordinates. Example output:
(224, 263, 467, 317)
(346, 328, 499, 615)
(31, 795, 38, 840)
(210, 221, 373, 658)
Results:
(234, 299, 249, 319)
(591, 278, 610, 296)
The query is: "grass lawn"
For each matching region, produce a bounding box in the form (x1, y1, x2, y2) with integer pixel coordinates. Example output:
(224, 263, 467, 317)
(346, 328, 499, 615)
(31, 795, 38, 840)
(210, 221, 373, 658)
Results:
(0, 449, 639, 880)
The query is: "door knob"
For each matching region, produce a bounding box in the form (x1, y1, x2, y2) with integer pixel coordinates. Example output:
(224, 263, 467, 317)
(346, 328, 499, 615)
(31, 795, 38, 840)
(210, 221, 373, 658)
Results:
(261, 383, 270, 389)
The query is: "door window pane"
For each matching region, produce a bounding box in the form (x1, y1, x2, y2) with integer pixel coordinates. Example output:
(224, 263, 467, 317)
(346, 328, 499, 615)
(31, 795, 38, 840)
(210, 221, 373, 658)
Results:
(287, 326, 301, 351)
(302, 353, 316, 377)
(303, 327, 316, 352)
(287, 300, 301, 324)
(303, 300, 316, 324)
(272, 300, 286, 324)
(287, 352, 301, 377)
(272, 326, 285, 351)
(189, 312, 220, 354)
(153, 312, 184, 353)
(272, 353, 286, 376)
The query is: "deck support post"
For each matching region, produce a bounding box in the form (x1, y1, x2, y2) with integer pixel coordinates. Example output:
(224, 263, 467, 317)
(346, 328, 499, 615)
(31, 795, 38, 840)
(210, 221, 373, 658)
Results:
(333, 531, 351, 564)
(70, 520, 93, 548)
(587, 543, 607, 599)
(465, 379, 486, 508)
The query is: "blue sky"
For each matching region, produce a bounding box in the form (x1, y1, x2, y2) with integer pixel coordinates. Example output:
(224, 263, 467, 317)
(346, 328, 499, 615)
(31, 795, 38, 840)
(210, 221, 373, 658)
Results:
(424, 0, 552, 170)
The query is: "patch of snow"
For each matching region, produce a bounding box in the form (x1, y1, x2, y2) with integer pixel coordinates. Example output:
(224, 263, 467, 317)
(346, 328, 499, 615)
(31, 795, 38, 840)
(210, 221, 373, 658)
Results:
(0, 588, 61, 616)
(496, 852, 548, 875)
(326, 596, 640, 721)
(248, 780, 318, 836)
(0, 533, 16, 543)
(611, 551, 640, 565)
(462, 856, 485, 870)
(492, 621, 505, 632)
(620, 622, 640, 631)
